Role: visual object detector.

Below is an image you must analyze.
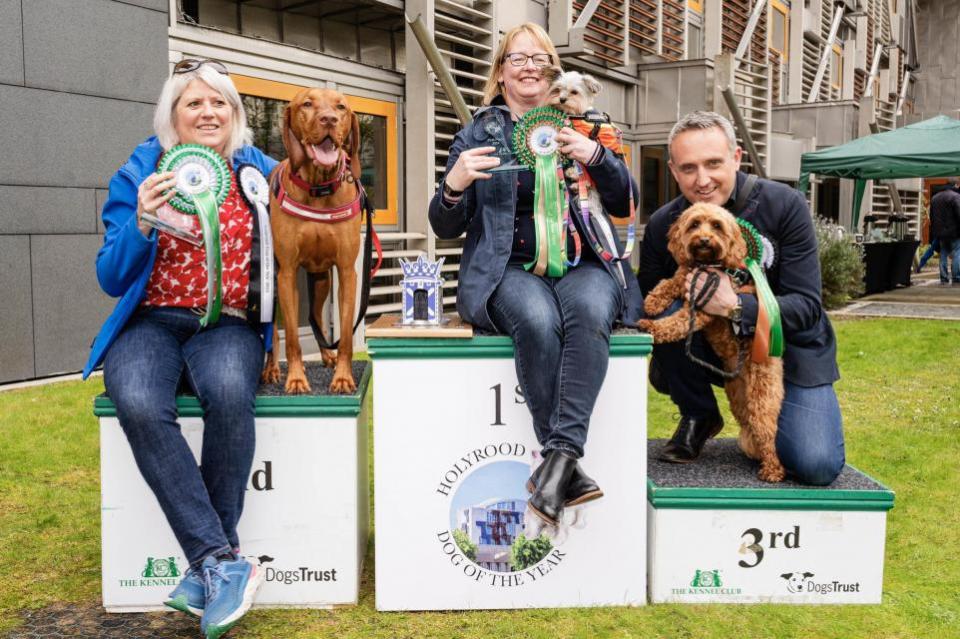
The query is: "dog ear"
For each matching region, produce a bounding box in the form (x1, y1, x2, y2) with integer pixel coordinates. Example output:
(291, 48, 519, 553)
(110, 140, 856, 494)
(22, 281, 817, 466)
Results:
(542, 65, 563, 84)
(666, 218, 688, 265)
(723, 212, 748, 268)
(584, 74, 602, 96)
(803, 572, 814, 578)
(282, 103, 307, 171)
(347, 109, 362, 182)
(780, 573, 792, 580)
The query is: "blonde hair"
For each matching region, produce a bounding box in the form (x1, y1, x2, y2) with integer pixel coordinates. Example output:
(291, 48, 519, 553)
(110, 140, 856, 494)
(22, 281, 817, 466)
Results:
(482, 22, 560, 106)
(153, 64, 251, 158)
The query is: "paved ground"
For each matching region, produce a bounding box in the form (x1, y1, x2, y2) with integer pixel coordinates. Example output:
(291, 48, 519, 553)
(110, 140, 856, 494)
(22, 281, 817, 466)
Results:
(831, 262, 960, 321)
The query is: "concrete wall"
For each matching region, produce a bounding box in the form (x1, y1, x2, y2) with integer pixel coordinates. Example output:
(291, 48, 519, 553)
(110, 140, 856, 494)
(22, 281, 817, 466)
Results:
(0, 0, 168, 382)
(911, 0, 960, 120)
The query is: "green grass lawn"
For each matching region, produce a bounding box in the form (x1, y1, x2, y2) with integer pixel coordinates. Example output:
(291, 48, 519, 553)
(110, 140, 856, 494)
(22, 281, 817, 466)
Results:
(1, 317, 958, 638)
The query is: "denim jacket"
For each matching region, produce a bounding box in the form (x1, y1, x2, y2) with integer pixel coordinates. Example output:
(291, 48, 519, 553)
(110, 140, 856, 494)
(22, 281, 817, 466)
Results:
(83, 136, 278, 379)
(428, 102, 643, 331)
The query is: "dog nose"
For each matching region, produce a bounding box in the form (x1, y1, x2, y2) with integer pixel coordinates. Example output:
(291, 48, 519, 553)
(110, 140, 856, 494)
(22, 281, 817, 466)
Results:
(698, 237, 710, 246)
(559, 96, 567, 103)
(319, 113, 339, 127)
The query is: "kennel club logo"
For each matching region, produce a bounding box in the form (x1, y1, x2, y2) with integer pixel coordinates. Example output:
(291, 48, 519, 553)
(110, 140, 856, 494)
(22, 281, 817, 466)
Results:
(118, 556, 182, 588)
(434, 443, 568, 588)
(671, 569, 743, 596)
(781, 571, 862, 595)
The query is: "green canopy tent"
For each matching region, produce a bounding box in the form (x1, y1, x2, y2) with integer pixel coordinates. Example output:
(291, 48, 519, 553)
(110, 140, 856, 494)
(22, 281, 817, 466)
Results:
(798, 115, 960, 230)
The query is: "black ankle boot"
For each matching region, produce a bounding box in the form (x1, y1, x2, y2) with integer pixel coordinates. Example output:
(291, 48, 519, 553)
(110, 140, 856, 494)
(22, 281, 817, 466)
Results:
(526, 462, 603, 506)
(658, 413, 724, 463)
(528, 450, 577, 525)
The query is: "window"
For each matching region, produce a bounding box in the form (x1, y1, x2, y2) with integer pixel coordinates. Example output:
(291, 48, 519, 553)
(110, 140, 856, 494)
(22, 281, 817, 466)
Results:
(830, 44, 843, 91)
(769, 0, 789, 60)
(231, 74, 399, 226)
(640, 146, 679, 221)
(686, 13, 704, 59)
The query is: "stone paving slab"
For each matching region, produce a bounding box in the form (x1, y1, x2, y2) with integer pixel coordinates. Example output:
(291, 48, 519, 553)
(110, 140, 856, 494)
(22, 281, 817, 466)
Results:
(832, 301, 960, 320)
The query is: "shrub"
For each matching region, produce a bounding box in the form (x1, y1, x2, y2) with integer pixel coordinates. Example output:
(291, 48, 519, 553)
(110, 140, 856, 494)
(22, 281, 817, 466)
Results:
(815, 216, 865, 308)
(452, 528, 478, 562)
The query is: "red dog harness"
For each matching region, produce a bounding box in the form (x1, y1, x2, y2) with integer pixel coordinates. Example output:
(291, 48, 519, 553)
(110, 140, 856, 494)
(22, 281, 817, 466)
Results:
(272, 162, 362, 223)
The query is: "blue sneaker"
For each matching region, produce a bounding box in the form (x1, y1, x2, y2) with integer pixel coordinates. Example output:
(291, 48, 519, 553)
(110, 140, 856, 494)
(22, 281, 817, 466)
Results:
(199, 555, 263, 639)
(164, 567, 204, 617)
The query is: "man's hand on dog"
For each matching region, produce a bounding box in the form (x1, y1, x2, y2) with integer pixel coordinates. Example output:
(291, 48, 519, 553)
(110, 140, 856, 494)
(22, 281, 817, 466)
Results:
(685, 268, 739, 317)
(446, 146, 501, 191)
(136, 171, 177, 236)
(556, 127, 600, 165)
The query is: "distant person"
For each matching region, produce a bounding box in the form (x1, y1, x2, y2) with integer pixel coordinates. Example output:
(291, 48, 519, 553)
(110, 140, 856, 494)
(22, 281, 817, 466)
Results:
(929, 178, 960, 284)
(639, 111, 844, 486)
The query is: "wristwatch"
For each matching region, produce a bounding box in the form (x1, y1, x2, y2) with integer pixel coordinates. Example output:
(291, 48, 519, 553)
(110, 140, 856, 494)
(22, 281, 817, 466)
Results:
(443, 182, 464, 198)
(727, 299, 743, 323)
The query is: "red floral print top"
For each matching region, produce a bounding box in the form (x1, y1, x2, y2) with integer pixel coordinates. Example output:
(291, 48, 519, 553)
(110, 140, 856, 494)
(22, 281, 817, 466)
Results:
(144, 171, 252, 311)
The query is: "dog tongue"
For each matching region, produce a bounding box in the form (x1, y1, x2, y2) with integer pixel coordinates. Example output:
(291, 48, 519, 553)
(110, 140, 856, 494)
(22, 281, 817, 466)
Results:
(308, 138, 338, 166)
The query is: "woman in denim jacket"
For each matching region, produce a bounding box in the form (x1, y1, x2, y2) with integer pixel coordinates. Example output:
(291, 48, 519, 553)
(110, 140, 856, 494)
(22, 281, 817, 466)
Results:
(428, 23, 642, 526)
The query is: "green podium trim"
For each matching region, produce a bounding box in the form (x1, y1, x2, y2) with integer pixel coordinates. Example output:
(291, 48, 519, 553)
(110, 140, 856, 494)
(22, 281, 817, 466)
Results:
(368, 333, 653, 360)
(647, 468, 895, 512)
(93, 363, 372, 418)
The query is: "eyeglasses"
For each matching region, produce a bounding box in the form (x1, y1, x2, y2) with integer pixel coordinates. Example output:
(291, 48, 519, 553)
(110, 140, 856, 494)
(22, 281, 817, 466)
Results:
(503, 52, 552, 68)
(173, 59, 229, 76)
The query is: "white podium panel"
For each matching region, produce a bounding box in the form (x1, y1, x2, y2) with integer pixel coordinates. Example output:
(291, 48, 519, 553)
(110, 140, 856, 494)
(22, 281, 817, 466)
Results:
(646, 440, 895, 604)
(369, 333, 652, 611)
(96, 364, 370, 612)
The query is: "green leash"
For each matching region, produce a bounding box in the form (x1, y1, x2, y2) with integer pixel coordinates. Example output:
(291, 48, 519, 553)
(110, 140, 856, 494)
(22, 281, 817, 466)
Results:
(157, 144, 231, 326)
(738, 219, 784, 358)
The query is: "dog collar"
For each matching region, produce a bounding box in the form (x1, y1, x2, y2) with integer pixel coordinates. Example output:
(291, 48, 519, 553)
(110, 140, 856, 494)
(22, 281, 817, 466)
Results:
(286, 152, 351, 197)
(273, 163, 362, 223)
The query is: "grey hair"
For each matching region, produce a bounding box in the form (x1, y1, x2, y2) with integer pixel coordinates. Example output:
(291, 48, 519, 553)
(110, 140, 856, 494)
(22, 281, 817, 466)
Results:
(667, 111, 738, 160)
(153, 64, 251, 158)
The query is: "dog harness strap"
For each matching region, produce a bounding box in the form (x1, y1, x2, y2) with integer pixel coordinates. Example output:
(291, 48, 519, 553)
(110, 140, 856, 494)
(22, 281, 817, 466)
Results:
(274, 164, 362, 223)
(286, 153, 346, 197)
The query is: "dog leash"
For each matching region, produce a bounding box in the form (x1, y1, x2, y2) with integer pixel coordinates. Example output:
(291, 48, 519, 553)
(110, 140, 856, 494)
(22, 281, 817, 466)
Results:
(683, 267, 749, 380)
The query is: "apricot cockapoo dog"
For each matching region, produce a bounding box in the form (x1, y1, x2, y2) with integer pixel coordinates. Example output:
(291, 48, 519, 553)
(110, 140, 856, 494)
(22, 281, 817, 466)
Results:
(638, 202, 786, 482)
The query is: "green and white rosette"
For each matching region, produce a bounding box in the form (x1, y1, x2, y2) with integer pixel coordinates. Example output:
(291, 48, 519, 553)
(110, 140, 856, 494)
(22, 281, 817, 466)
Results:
(238, 164, 274, 324)
(157, 144, 231, 326)
(513, 106, 569, 278)
(737, 219, 784, 359)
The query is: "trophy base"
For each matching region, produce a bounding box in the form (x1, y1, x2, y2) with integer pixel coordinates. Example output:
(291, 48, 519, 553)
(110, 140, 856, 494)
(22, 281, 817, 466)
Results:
(365, 314, 473, 338)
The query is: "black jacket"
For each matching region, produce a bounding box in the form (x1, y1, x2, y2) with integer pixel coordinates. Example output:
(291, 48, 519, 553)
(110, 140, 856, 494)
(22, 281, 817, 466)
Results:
(639, 172, 839, 387)
(930, 186, 960, 241)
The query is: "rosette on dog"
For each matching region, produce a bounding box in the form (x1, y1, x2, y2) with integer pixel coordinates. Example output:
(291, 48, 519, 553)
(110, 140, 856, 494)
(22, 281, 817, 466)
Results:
(512, 106, 571, 277)
(157, 144, 231, 326)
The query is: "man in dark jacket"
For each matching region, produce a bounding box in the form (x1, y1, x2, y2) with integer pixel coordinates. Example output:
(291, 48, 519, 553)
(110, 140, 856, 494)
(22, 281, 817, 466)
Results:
(929, 178, 960, 284)
(640, 111, 844, 485)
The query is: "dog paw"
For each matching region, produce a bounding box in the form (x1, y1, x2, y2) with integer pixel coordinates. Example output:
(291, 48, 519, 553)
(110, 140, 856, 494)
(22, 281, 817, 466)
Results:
(260, 364, 280, 384)
(321, 349, 337, 368)
(284, 375, 311, 395)
(637, 319, 654, 332)
(757, 460, 786, 483)
(329, 375, 356, 394)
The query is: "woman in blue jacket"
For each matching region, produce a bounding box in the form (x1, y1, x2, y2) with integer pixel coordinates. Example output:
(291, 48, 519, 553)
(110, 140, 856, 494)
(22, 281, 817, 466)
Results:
(428, 23, 642, 527)
(84, 59, 276, 639)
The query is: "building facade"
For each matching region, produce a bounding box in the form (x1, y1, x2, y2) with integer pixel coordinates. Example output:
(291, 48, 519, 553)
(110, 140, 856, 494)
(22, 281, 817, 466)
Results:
(1, 0, 952, 383)
(456, 497, 527, 573)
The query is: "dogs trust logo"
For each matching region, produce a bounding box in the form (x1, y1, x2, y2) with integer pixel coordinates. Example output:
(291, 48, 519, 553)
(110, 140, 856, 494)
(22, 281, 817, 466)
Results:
(781, 571, 814, 593)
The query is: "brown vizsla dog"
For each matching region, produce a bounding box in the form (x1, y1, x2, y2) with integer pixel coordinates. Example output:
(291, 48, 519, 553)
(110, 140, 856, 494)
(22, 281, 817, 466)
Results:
(262, 88, 362, 394)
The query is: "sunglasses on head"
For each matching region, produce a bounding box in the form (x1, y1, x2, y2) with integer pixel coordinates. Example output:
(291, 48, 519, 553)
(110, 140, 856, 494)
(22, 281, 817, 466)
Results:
(173, 59, 229, 76)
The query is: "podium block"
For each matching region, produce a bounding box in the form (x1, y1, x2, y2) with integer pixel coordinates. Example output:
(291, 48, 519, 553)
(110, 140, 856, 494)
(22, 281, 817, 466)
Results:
(369, 331, 652, 611)
(96, 362, 370, 612)
(647, 439, 894, 604)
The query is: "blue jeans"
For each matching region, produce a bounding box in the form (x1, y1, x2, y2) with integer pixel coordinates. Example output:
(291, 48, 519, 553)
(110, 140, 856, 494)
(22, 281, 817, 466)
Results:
(488, 262, 622, 458)
(939, 237, 960, 283)
(103, 307, 264, 568)
(650, 304, 845, 485)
